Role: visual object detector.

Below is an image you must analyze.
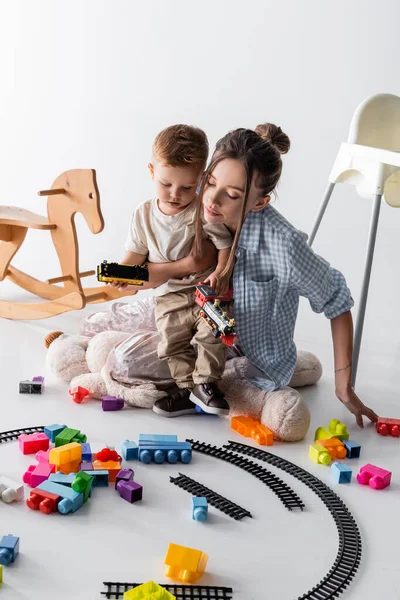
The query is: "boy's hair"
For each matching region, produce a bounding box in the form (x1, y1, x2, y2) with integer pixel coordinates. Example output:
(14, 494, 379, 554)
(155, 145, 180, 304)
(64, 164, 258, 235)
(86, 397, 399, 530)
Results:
(153, 124, 209, 167)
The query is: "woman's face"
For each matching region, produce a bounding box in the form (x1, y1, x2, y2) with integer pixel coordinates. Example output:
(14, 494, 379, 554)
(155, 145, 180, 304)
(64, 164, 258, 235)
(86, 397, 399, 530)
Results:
(202, 158, 269, 231)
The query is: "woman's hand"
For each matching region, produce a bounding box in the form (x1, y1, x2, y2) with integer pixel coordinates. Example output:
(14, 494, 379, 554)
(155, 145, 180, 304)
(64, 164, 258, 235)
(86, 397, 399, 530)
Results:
(336, 385, 379, 427)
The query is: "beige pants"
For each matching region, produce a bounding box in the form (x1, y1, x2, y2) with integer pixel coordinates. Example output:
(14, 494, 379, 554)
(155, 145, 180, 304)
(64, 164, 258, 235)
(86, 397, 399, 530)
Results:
(155, 288, 226, 389)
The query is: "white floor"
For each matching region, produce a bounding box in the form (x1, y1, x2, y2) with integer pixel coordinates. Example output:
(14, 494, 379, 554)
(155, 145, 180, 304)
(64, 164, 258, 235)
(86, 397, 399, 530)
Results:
(1, 294, 400, 600)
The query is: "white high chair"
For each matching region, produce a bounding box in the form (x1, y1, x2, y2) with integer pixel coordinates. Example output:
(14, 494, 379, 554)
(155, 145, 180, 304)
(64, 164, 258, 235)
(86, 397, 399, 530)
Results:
(308, 93, 400, 386)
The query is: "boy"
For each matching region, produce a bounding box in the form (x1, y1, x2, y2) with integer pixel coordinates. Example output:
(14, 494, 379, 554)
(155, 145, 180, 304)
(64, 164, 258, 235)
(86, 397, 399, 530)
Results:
(119, 124, 232, 417)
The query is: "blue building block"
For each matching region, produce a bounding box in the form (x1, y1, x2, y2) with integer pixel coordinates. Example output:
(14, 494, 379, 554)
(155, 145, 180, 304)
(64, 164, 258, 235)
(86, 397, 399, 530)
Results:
(37, 480, 84, 514)
(0, 535, 19, 566)
(343, 440, 361, 459)
(81, 443, 92, 462)
(44, 423, 67, 442)
(138, 441, 192, 464)
(49, 473, 76, 487)
(139, 434, 178, 443)
(120, 440, 138, 461)
(331, 462, 352, 484)
(83, 470, 109, 487)
(192, 497, 208, 522)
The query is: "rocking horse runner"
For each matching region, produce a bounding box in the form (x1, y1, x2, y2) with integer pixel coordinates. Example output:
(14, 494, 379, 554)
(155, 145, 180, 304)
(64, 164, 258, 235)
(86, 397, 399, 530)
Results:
(0, 169, 137, 320)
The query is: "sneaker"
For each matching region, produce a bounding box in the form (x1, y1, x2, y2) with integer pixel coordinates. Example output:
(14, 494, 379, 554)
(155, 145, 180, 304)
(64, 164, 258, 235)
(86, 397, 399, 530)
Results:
(153, 388, 196, 418)
(190, 382, 229, 416)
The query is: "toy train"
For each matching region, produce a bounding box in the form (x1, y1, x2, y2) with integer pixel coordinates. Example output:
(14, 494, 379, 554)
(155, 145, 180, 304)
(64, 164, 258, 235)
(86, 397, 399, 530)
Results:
(195, 283, 236, 346)
(97, 260, 149, 286)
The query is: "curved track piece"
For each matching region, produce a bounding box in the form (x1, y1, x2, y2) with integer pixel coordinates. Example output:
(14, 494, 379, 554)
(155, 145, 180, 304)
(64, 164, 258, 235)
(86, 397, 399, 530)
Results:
(0, 426, 45, 444)
(102, 582, 233, 599)
(225, 440, 362, 599)
(186, 439, 305, 511)
(170, 472, 252, 520)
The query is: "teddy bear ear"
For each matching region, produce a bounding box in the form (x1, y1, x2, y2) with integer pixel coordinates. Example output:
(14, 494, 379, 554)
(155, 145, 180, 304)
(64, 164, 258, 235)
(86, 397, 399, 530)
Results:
(45, 331, 64, 349)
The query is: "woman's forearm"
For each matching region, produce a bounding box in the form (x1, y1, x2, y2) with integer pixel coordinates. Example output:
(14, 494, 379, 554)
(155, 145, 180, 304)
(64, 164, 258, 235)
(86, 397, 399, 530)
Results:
(330, 310, 353, 393)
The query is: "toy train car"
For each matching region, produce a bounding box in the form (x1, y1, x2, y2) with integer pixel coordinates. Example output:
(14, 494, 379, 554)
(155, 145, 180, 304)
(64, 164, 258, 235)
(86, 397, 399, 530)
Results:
(195, 284, 236, 346)
(97, 260, 149, 286)
(138, 434, 192, 464)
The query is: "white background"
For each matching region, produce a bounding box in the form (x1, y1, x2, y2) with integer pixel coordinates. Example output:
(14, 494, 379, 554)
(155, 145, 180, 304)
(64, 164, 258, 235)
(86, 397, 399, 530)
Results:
(1, 1, 400, 598)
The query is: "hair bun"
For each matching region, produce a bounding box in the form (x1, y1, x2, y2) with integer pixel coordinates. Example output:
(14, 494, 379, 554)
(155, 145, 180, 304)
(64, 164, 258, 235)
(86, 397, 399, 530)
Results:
(255, 123, 290, 154)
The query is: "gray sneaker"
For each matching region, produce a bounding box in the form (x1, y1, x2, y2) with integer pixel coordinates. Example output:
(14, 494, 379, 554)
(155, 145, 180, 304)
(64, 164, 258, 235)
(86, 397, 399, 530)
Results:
(153, 388, 196, 418)
(190, 382, 229, 416)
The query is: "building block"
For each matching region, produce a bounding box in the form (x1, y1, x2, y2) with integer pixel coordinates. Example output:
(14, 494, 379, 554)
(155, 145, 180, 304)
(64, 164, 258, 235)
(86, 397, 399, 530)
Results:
(357, 464, 392, 490)
(230, 415, 274, 446)
(309, 443, 331, 465)
(50, 442, 82, 467)
(115, 469, 134, 489)
(44, 424, 67, 442)
(83, 470, 109, 487)
(331, 462, 352, 483)
(80, 461, 93, 471)
(81, 443, 92, 462)
(376, 417, 400, 437)
(192, 497, 208, 522)
(56, 461, 81, 475)
(23, 462, 55, 487)
(316, 438, 347, 460)
(138, 441, 192, 464)
(0, 535, 19, 566)
(26, 487, 61, 513)
(19, 379, 43, 394)
(37, 480, 84, 514)
(124, 581, 175, 599)
(18, 432, 50, 455)
(36, 449, 51, 462)
(49, 473, 76, 487)
(96, 448, 122, 462)
(315, 419, 349, 442)
(0, 475, 24, 503)
(72, 472, 93, 503)
(102, 395, 124, 411)
(0, 564, 2, 583)
(343, 440, 361, 459)
(92, 460, 121, 482)
(121, 440, 138, 461)
(32, 375, 45, 387)
(139, 434, 178, 443)
(69, 385, 90, 404)
(164, 543, 208, 583)
(55, 427, 87, 447)
(117, 480, 143, 503)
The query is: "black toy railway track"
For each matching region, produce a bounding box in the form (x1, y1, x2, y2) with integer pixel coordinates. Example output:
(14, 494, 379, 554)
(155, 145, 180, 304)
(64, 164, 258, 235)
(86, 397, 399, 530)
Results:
(0, 425, 44, 444)
(101, 581, 233, 599)
(225, 440, 362, 600)
(187, 439, 305, 512)
(170, 472, 252, 520)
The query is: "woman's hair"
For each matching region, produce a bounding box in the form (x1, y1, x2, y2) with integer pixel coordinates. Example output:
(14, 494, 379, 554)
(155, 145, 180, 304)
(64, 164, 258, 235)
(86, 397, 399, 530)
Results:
(194, 123, 290, 278)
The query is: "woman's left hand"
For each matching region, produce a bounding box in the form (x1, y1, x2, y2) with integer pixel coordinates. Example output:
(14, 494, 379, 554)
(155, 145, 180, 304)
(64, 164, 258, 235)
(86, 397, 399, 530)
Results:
(336, 386, 379, 428)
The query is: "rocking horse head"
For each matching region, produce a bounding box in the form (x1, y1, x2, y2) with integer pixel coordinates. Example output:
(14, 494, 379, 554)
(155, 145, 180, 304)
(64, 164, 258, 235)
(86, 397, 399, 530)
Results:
(43, 169, 104, 234)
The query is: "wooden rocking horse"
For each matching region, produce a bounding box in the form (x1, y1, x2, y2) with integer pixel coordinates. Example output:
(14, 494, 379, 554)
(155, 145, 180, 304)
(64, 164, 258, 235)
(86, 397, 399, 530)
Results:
(0, 169, 137, 320)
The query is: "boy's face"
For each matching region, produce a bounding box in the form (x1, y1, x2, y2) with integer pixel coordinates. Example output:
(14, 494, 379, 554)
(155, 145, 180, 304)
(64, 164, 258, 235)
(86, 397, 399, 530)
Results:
(149, 160, 203, 216)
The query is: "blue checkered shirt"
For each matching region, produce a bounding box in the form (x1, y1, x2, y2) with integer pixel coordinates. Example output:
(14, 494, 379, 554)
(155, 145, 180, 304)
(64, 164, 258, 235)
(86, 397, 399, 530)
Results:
(233, 205, 354, 391)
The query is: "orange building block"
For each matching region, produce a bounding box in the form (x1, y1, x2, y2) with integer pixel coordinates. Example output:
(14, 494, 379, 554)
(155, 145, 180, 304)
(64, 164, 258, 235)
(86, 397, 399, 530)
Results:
(56, 460, 81, 475)
(92, 460, 121, 483)
(164, 543, 208, 583)
(316, 438, 346, 460)
(231, 416, 273, 446)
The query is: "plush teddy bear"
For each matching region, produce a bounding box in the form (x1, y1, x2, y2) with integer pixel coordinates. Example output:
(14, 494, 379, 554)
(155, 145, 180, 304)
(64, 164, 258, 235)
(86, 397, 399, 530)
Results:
(45, 327, 322, 442)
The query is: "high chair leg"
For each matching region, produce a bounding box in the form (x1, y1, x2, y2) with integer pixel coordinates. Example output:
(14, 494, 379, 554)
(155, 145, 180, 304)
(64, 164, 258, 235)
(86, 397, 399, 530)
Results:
(308, 182, 336, 247)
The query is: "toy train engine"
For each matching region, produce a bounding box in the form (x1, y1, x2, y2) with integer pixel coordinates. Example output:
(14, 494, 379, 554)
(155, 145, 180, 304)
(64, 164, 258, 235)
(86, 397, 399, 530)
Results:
(97, 261, 149, 286)
(195, 284, 236, 346)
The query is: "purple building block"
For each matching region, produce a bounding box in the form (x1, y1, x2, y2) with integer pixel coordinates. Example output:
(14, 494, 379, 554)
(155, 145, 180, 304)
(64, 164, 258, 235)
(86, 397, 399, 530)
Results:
(115, 468, 134, 489)
(117, 480, 143, 503)
(33, 376, 45, 391)
(102, 396, 124, 411)
(80, 461, 93, 471)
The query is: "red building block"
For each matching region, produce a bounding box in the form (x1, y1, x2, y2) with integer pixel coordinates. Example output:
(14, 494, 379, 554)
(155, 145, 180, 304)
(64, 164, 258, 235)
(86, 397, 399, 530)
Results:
(18, 432, 50, 455)
(376, 418, 400, 437)
(26, 488, 60, 514)
(69, 386, 90, 404)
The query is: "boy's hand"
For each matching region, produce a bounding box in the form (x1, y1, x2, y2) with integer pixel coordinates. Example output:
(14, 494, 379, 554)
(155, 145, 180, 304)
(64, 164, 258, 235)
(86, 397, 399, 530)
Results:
(204, 271, 229, 296)
(336, 386, 379, 428)
(107, 281, 128, 291)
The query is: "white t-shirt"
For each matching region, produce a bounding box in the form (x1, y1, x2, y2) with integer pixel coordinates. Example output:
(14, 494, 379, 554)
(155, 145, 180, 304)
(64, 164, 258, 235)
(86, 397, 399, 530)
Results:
(125, 198, 232, 295)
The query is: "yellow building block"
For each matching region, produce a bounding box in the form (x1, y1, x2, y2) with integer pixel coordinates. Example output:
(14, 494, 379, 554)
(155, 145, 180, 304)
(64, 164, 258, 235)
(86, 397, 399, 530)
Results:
(0, 563, 2, 583)
(49, 442, 82, 467)
(309, 443, 331, 466)
(315, 419, 349, 442)
(124, 581, 175, 599)
(164, 543, 208, 583)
